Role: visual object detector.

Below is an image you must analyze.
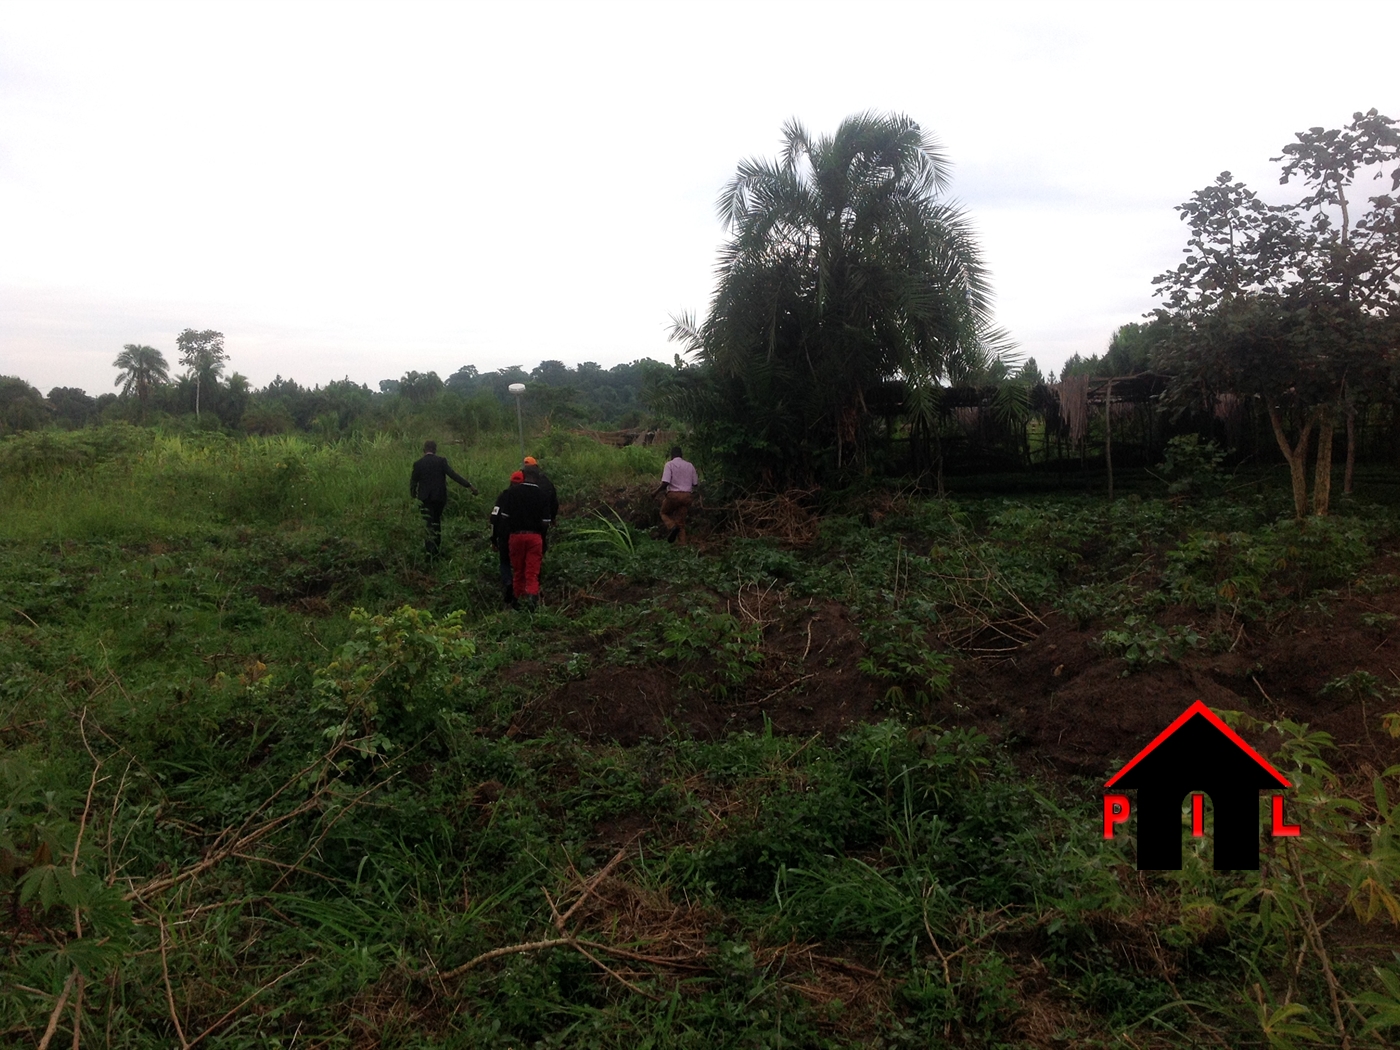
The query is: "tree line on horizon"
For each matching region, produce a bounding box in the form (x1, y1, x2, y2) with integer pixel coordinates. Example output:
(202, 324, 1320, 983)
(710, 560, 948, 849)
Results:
(3, 108, 1397, 512)
(0, 337, 672, 441)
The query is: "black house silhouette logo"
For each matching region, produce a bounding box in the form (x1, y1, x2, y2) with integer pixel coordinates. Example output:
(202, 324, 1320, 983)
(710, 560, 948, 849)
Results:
(1104, 701, 1298, 870)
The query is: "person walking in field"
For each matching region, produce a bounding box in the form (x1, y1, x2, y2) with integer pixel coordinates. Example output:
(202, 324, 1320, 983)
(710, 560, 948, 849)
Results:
(410, 440, 478, 556)
(489, 471, 524, 607)
(522, 457, 557, 520)
(522, 459, 559, 553)
(653, 445, 698, 545)
(495, 468, 553, 610)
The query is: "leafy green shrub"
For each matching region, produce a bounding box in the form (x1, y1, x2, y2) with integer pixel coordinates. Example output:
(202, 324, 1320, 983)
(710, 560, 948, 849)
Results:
(858, 632, 953, 708)
(1097, 614, 1202, 670)
(1274, 515, 1376, 587)
(1159, 434, 1227, 496)
(0, 754, 135, 1002)
(312, 604, 476, 755)
(1163, 530, 1282, 616)
(0, 423, 150, 480)
(220, 443, 314, 521)
(1355, 573, 1400, 596)
(658, 606, 762, 697)
(1058, 579, 1161, 630)
(1361, 612, 1398, 633)
(1318, 669, 1387, 703)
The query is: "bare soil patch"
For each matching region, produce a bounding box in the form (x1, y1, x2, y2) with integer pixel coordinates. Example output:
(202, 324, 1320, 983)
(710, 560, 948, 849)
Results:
(958, 586, 1400, 781)
(516, 601, 882, 744)
(524, 533, 1400, 793)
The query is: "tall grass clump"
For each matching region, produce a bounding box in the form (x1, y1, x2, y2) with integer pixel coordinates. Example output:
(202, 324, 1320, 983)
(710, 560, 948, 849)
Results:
(0, 426, 667, 544)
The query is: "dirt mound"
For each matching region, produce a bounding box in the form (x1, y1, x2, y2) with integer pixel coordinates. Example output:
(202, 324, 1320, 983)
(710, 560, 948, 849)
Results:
(516, 601, 882, 744)
(959, 589, 1400, 780)
(959, 614, 1269, 777)
(564, 483, 662, 532)
(523, 551, 1400, 781)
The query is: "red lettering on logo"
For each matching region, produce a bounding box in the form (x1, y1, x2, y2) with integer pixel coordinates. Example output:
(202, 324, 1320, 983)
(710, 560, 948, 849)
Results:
(1103, 794, 1131, 839)
(1271, 794, 1301, 837)
(1191, 793, 1205, 837)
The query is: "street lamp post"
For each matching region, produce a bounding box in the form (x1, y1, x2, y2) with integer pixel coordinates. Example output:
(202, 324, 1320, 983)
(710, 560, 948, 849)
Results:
(508, 383, 526, 462)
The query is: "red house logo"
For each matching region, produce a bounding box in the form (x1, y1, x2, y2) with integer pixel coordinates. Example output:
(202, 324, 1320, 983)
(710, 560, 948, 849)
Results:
(1103, 701, 1300, 870)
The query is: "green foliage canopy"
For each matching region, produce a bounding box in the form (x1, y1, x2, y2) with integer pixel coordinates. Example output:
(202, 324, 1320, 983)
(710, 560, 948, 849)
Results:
(668, 111, 1012, 487)
(1152, 109, 1400, 516)
(111, 344, 170, 411)
(175, 328, 227, 418)
(0, 376, 48, 434)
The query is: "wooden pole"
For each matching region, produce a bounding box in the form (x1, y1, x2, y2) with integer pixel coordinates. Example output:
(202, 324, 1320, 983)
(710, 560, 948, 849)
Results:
(1105, 378, 1114, 500)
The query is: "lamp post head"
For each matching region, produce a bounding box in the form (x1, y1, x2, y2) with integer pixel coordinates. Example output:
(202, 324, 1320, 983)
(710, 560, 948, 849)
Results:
(508, 383, 526, 396)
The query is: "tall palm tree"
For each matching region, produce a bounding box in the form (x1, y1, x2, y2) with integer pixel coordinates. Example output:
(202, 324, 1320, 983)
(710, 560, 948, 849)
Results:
(671, 112, 1011, 483)
(112, 344, 170, 415)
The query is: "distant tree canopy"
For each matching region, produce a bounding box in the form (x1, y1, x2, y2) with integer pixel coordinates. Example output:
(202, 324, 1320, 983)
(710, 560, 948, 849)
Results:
(1061, 322, 1171, 379)
(112, 344, 170, 413)
(41, 332, 669, 438)
(1153, 109, 1400, 517)
(444, 359, 667, 430)
(176, 329, 227, 419)
(0, 377, 49, 434)
(13, 113, 1400, 505)
(0, 317, 509, 440)
(47, 387, 98, 429)
(665, 111, 1012, 488)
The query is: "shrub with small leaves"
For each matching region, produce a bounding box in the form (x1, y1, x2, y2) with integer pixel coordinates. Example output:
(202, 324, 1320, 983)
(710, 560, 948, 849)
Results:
(1318, 669, 1387, 704)
(1097, 614, 1202, 671)
(312, 604, 475, 754)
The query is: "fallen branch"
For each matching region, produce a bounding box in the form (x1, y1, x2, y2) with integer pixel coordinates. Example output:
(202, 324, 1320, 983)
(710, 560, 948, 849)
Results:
(125, 792, 327, 903)
(158, 915, 190, 1049)
(267, 776, 394, 893)
(439, 840, 692, 996)
(69, 973, 83, 1050)
(34, 969, 77, 1050)
(571, 941, 661, 1001)
(739, 674, 816, 707)
(557, 839, 636, 930)
(183, 958, 313, 1049)
(439, 937, 576, 980)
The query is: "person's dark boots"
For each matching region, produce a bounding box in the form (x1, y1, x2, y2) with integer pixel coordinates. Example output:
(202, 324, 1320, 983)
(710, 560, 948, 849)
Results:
(667, 526, 679, 543)
(503, 584, 516, 607)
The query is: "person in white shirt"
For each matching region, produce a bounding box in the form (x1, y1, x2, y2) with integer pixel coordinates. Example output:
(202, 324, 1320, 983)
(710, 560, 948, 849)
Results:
(653, 446, 699, 545)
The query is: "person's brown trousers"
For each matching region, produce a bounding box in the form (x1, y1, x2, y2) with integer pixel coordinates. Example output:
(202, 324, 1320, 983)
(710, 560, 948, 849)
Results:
(660, 490, 693, 544)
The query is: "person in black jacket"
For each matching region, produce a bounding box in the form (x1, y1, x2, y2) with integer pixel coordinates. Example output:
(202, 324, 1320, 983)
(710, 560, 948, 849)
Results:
(409, 440, 478, 556)
(521, 459, 559, 553)
(489, 471, 524, 606)
(522, 457, 558, 513)
(496, 472, 553, 610)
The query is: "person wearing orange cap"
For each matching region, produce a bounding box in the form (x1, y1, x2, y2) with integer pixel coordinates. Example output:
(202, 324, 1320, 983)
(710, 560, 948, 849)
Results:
(522, 456, 559, 556)
(489, 471, 525, 607)
(522, 457, 558, 523)
(496, 467, 553, 611)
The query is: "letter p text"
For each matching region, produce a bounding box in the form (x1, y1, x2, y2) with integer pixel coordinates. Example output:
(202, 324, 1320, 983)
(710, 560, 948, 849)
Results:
(1103, 794, 1131, 839)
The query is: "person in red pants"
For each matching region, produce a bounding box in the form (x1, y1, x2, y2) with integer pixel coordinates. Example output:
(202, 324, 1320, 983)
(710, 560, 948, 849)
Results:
(494, 469, 553, 610)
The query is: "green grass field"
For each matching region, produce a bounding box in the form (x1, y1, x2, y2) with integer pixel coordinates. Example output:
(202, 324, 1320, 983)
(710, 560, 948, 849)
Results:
(3, 426, 1400, 1048)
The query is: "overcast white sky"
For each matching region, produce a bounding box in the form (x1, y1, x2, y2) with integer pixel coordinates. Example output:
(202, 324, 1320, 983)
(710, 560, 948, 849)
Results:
(2, 0, 1397, 396)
